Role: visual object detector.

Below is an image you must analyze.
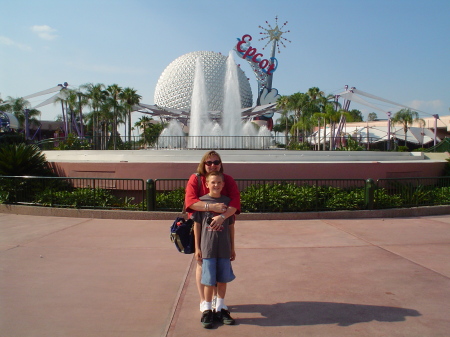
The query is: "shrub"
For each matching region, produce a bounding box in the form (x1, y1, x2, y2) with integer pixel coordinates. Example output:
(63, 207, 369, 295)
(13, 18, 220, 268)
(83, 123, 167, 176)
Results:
(0, 190, 9, 203)
(0, 143, 54, 176)
(35, 187, 138, 209)
(287, 141, 312, 150)
(156, 187, 185, 211)
(240, 183, 359, 212)
(430, 186, 450, 205)
(0, 133, 25, 146)
(397, 145, 409, 152)
(373, 188, 403, 209)
(53, 134, 92, 150)
(325, 188, 366, 210)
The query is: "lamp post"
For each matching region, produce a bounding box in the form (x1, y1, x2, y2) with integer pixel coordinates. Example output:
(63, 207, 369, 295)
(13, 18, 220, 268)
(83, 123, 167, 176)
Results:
(387, 111, 391, 150)
(24, 108, 30, 141)
(432, 114, 439, 147)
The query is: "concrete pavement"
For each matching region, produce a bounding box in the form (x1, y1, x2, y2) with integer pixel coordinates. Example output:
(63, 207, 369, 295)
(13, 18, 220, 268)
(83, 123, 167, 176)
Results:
(1, 213, 450, 336)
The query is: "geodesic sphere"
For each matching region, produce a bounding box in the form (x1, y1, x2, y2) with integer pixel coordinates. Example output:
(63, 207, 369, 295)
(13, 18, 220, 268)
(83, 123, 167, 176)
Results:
(154, 51, 253, 111)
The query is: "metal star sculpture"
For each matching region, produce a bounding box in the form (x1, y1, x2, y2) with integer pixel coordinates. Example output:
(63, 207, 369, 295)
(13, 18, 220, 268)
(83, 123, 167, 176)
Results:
(258, 16, 291, 53)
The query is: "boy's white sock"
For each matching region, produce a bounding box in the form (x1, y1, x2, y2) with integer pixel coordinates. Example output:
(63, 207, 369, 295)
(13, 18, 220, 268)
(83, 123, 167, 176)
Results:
(216, 297, 228, 312)
(200, 301, 207, 312)
(204, 301, 212, 311)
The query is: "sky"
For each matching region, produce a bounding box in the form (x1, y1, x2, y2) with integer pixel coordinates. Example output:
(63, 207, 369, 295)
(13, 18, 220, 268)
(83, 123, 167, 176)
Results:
(1, 0, 449, 130)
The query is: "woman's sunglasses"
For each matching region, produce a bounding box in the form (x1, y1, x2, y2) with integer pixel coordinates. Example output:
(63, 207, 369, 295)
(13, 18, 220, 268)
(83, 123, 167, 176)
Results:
(205, 160, 221, 166)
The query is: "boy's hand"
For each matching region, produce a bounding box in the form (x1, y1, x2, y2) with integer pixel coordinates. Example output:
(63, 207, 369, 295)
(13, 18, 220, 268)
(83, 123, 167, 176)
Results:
(195, 250, 202, 263)
(230, 249, 236, 261)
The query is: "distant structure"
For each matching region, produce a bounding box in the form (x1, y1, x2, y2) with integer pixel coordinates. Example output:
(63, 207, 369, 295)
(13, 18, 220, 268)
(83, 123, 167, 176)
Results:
(0, 111, 19, 133)
(154, 51, 253, 112)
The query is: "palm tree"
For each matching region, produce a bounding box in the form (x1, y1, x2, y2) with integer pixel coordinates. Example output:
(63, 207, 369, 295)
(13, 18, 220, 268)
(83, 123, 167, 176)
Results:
(120, 87, 141, 143)
(81, 83, 106, 148)
(306, 87, 324, 101)
(288, 92, 311, 143)
(134, 116, 163, 147)
(276, 95, 291, 146)
(98, 100, 114, 149)
(317, 94, 337, 151)
(74, 88, 89, 138)
(323, 104, 345, 150)
(392, 108, 424, 144)
(55, 89, 82, 136)
(105, 84, 123, 149)
(3, 96, 41, 139)
(311, 111, 326, 150)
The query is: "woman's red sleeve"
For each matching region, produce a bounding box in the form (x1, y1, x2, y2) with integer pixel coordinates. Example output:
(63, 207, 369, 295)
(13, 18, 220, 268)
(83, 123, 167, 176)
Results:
(225, 174, 241, 214)
(185, 174, 201, 213)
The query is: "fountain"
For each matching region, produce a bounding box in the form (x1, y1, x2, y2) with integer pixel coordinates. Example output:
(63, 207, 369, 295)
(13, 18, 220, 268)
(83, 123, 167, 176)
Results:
(187, 57, 214, 149)
(222, 51, 243, 148)
(158, 50, 273, 150)
(157, 119, 185, 148)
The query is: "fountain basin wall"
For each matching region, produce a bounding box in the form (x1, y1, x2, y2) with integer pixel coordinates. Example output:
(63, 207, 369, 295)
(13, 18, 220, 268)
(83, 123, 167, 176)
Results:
(44, 150, 447, 181)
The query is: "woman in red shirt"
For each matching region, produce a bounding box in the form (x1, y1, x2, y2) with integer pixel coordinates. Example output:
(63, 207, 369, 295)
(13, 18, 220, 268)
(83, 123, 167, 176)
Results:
(184, 150, 240, 312)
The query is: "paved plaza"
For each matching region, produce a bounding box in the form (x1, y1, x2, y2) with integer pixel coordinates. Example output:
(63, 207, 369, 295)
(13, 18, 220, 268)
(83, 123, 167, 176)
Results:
(1, 212, 450, 336)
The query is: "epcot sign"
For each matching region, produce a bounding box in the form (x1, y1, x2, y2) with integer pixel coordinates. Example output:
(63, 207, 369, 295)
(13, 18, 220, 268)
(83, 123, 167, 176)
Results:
(235, 34, 278, 76)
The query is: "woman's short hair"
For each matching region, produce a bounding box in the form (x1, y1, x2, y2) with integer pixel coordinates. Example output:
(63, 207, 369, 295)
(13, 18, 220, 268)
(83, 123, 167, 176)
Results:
(197, 150, 224, 176)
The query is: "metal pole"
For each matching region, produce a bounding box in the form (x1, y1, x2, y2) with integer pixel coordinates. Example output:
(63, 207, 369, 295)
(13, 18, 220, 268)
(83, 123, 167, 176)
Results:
(387, 111, 391, 150)
(24, 109, 30, 141)
(433, 114, 439, 146)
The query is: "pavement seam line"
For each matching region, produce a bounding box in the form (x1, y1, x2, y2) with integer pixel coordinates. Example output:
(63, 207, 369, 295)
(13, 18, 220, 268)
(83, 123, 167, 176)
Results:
(322, 219, 450, 280)
(12, 218, 95, 248)
(164, 255, 196, 337)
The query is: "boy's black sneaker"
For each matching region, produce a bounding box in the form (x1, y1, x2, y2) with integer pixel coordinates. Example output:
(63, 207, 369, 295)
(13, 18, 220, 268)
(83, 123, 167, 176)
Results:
(201, 310, 214, 329)
(215, 308, 235, 325)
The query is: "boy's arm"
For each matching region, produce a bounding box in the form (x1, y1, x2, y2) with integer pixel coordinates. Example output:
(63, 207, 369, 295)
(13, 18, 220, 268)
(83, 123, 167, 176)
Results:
(229, 222, 236, 261)
(194, 221, 202, 261)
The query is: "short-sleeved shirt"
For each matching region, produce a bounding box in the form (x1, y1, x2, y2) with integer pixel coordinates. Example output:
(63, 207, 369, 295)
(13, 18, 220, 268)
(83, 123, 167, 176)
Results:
(185, 173, 241, 217)
(193, 194, 234, 259)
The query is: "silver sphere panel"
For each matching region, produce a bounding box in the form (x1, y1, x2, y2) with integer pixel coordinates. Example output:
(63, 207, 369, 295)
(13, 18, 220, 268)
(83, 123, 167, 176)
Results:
(154, 51, 253, 111)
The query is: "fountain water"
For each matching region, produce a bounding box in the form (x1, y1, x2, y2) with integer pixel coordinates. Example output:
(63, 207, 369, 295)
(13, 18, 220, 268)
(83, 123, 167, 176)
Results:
(158, 119, 185, 148)
(158, 50, 273, 149)
(222, 51, 243, 148)
(188, 57, 214, 148)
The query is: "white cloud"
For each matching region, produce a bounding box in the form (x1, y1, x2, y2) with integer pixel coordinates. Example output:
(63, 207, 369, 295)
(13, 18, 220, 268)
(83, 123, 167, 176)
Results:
(31, 25, 58, 40)
(409, 99, 444, 112)
(0, 36, 32, 51)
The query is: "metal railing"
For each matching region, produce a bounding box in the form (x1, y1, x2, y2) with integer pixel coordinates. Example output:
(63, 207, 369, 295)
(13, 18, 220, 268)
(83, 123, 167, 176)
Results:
(374, 176, 450, 208)
(149, 177, 450, 212)
(155, 135, 279, 150)
(150, 178, 368, 212)
(1, 176, 449, 212)
(0, 176, 146, 210)
(34, 134, 443, 151)
(35, 135, 284, 151)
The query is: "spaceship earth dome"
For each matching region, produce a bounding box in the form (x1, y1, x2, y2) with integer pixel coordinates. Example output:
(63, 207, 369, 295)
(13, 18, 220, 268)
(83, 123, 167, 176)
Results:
(154, 51, 253, 111)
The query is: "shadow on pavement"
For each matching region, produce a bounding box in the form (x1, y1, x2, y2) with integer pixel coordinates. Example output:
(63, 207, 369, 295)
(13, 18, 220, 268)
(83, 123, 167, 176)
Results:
(229, 301, 421, 327)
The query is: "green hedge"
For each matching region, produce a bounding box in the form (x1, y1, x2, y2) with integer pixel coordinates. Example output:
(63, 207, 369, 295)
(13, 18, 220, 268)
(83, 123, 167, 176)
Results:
(2, 180, 449, 212)
(154, 183, 445, 212)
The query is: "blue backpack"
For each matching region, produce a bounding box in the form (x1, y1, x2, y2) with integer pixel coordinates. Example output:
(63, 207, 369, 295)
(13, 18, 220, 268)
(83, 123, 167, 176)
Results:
(170, 217, 195, 254)
(170, 174, 200, 254)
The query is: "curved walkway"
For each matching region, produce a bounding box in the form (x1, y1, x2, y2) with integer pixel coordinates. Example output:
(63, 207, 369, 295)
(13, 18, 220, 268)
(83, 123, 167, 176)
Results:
(1, 212, 450, 336)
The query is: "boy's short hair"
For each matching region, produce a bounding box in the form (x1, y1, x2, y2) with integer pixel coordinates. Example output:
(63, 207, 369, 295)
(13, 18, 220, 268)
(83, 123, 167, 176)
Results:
(205, 171, 224, 182)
